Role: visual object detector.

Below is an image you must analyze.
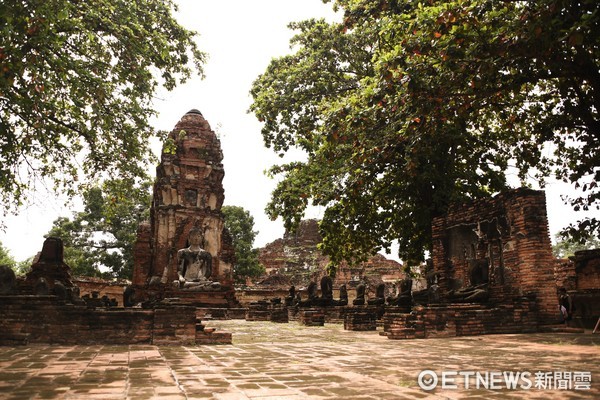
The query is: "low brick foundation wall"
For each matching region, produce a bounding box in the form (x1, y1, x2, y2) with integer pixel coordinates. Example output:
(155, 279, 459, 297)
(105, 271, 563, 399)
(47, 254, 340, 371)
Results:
(0, 295, 226, 345)
(382, 298, 538, 340)
(245, 301, 290, 323)
(288, 307, 299, 322)
(270, 307, 289, 323)
(245, 301, 272, 321)
(298, 309, 325, 326)
(344, 306, 378, 331)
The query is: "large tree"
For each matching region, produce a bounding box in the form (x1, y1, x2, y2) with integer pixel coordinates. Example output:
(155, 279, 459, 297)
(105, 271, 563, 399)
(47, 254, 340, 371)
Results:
(221, 205, 265, 284)
(46, 178, 151, 279)
(0, 0, 205, 215)
(250, 0, 599, 265)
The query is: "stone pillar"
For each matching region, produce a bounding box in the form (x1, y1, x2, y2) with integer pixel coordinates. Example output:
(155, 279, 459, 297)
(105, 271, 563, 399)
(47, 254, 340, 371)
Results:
(505, 190, 557, 324)
(132, 222, 152, 286)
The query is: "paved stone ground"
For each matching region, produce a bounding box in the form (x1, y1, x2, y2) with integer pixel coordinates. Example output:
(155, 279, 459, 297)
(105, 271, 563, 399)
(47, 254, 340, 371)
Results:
(0, 320, 599, 399)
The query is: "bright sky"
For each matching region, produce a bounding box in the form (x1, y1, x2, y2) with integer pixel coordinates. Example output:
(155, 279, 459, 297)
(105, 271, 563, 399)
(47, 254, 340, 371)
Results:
(0, 0, 593, 262)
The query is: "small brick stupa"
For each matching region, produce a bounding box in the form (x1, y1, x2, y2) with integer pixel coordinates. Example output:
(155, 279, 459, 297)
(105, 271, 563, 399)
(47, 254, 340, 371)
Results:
(132, 110, 236, 306)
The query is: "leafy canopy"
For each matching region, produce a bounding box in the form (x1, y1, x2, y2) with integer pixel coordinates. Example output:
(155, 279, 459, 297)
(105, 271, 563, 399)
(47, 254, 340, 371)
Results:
(0, 0, 205, 214)
(45, 178, 152, 279)
(0, 241, 16, 269)
(552, 233, 600, 258)
(250, 0, 600, 265)
(221, 205, 265, 283)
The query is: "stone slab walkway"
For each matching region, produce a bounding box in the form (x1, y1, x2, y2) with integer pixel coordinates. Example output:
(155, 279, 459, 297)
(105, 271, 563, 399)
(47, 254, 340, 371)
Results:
(0, 320, 598, 399)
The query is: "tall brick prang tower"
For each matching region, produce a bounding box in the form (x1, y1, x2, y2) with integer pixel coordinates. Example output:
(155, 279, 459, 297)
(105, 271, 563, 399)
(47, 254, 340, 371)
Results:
(132, 110, 234, 290)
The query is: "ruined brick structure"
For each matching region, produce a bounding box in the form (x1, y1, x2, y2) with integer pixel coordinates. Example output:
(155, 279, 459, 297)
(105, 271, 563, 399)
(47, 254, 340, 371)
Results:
(132, 110, 234, 289)
(22, 237, 74, 293)
(554, 249, 600, 328)
(257, 219, 404, 294)
(0, 295, 231, 345)
(1, 237, 232, 346)
(258, 219, 328, 279)
(382, 189, 561, 339)
(73, 277, 128, 305)
(431, 188, 557, 324)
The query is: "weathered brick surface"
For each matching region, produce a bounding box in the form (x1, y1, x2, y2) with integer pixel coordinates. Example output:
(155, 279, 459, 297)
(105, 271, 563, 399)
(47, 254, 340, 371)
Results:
(257, 219, 403, 294)
(152, 306, 196, 345)
(298, 308, 325, 326)
(431, 188, 557, 324)
(343, 306, 378, 331)
(0, 296, 211, 346)
(245, 301, 272, 321)
(73, 277, 126, 306)
(132, 222, 152, 286)
(573, 250, 600, 290)
(383, 298, 538, 340)
(195, 330, 232, 344)
(270, 306, 289, 323)
(244, 301, 289, 323)
(555, 249, 600, 328)
(554, 258, 577, 291)
(236, 288, 289, 306)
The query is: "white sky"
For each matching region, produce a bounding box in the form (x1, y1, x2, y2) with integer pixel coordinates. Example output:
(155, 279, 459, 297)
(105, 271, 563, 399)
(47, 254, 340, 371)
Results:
(0, 0, 594, 262)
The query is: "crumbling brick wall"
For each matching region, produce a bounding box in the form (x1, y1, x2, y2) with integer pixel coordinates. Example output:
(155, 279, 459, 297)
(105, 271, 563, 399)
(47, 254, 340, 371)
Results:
(73, 277, 127, 305)
(573, 250, 600, 290)
(571, 249, 600, 327)
(257, 219, 404, 291)
(384, 299, 538, 339)
(431, 188, 557, 324)
(554, 258, 577, 291)
(0, 296, 197, 345)
(132, 222, 152, 286)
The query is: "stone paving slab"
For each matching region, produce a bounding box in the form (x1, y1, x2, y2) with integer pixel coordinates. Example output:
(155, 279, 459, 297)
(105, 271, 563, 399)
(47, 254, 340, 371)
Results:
(0, 320, 598, 399)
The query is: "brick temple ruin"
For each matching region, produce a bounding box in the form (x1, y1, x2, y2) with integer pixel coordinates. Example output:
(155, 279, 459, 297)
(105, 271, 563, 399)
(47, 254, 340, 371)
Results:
(131, 109, 238, 311)
(245, 189, 599, 337)
(1, 106, 599, 344)
(0, 110, 237, 345)
(382, 188, 571, 339)
(555, 249, 600, 328)
(239, 218, 404, 305)
(0, 236, 231, 345)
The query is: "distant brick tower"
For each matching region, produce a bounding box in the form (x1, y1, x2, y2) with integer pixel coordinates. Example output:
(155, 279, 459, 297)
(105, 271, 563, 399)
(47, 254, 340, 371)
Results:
(132, 110, 234, 288)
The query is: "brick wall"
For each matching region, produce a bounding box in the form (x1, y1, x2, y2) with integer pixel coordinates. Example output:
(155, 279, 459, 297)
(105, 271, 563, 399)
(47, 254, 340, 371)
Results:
(571, 249, 600, 327)
(73, 277, 127, 306)
(0, 296, 198, 345)
(257, 219, 404, 290)
(573, 250, 600, 290)
(431, 188, 557, 324)
(383, 298, 538, 340)
(554, 258, 577, 291)
(132, 222, 152, 286)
